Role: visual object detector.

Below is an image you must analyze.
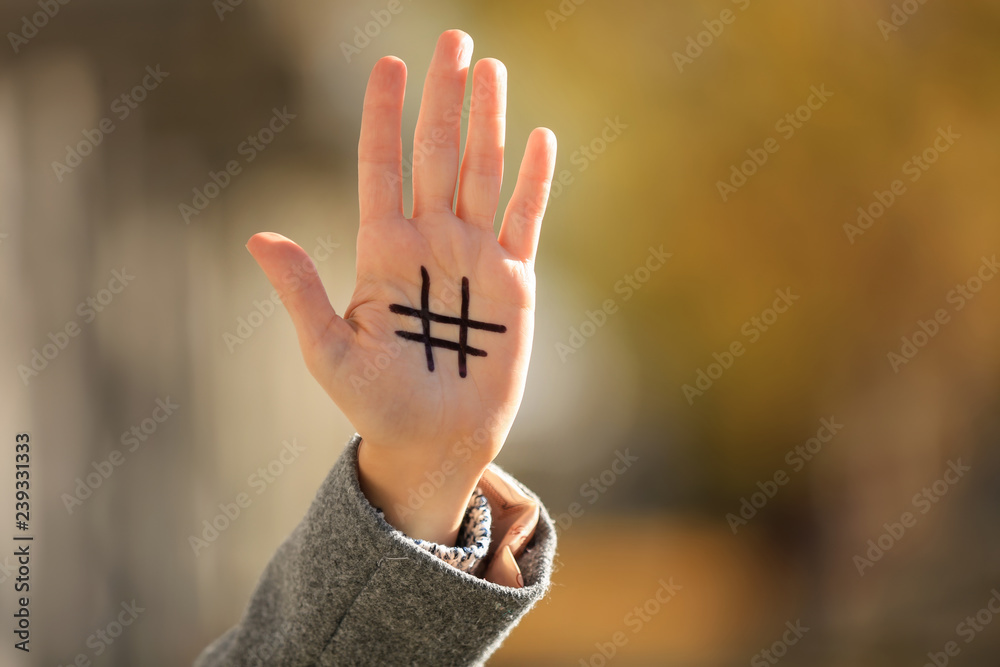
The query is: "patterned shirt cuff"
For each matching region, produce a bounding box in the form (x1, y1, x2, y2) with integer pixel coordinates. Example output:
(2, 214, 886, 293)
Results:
(400, 489, 492, 574)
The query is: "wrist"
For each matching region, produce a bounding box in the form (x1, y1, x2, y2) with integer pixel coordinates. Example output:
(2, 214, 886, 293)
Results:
(357, 438, 491, 545)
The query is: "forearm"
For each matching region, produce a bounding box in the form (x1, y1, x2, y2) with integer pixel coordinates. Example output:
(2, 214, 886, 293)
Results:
(196, 436, 556, 667)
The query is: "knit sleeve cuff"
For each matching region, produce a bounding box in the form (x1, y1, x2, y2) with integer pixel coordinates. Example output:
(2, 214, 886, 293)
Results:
(411, 490, 491, 573)
(377, 489, 492, 574)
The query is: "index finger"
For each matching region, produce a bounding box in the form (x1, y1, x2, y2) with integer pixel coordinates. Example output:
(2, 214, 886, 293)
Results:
(358, 56, 407, 223)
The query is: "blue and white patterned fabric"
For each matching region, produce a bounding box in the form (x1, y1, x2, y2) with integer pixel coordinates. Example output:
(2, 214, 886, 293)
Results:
(411, 490, 492, 573)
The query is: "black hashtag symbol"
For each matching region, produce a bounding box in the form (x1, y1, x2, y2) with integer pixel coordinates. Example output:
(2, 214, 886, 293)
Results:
(389, 267, 506, 378)
(15, 521, 27, 531)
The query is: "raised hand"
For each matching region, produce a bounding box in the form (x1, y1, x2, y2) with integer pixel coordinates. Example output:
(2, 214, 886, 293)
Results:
(245, 30, 556, 544)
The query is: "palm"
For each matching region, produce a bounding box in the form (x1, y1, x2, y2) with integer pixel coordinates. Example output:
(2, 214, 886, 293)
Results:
(330, 212, 530, 452)
(247, 31, 556, 466)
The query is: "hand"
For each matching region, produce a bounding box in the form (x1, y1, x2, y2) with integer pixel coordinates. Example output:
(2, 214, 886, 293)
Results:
(245, 30, 556, 545)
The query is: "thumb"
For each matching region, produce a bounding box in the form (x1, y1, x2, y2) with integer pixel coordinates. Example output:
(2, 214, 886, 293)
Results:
(245, 232, 353, 365)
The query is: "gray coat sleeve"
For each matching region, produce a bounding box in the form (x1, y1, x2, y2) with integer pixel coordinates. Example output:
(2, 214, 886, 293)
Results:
(195, 435, 557, 667)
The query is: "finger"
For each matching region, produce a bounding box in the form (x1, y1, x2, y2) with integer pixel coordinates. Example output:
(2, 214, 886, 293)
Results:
(456, 58, 507, 230)
(498, 128, 557, 262)
(412, 29, 473, 217)
(359, 56, 407, 223)
(245, 232, 354, 363)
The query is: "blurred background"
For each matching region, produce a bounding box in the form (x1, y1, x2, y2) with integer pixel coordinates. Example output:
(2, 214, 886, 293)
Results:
(1, 0, 999, 665)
